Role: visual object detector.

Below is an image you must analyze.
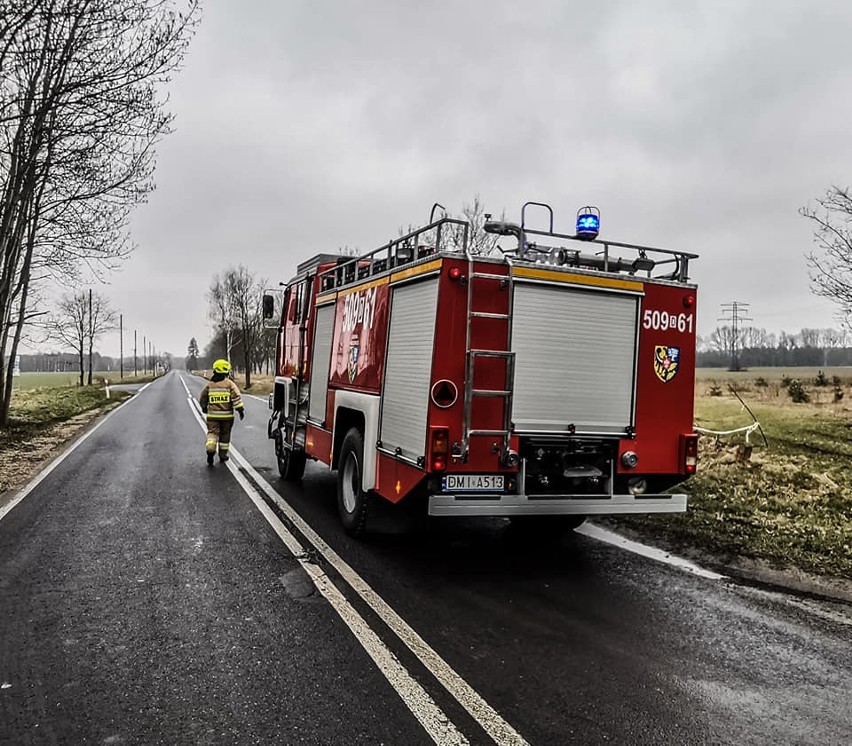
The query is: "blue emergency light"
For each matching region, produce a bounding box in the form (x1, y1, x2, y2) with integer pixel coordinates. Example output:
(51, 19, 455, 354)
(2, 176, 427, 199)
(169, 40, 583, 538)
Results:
(575, 206, 600, 240)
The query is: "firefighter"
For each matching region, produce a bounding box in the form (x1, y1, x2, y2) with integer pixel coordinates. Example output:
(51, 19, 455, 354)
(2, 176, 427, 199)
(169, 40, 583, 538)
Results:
(199, 359, 245, 465)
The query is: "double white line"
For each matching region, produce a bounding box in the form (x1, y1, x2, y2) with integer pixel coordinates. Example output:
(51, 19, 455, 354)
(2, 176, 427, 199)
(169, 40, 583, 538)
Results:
(180, 375, 528, 746)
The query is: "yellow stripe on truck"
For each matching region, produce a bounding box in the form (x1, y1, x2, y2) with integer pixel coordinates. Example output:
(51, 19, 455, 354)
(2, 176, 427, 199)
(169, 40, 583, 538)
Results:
(390, 259, 442, 283)
(513, 266, 644, 292)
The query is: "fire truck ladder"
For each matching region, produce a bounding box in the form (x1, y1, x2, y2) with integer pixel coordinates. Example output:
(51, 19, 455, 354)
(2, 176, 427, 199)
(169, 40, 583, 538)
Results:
(461, 252, 516, 463)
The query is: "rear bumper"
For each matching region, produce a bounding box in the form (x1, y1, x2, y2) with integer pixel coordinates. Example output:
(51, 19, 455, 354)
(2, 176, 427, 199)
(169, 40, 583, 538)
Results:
(427, 492, 686, 517)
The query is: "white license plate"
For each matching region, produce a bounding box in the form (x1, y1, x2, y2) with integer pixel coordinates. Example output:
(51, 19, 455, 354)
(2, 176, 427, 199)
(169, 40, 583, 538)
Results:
(442, 474, 505, 492)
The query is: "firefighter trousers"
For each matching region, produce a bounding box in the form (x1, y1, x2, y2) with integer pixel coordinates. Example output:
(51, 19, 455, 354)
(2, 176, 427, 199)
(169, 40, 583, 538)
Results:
(205, 417, 234, 457)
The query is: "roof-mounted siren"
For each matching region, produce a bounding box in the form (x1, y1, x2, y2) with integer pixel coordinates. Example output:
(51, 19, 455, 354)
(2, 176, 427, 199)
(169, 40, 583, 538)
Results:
(575, 206, 600, 241)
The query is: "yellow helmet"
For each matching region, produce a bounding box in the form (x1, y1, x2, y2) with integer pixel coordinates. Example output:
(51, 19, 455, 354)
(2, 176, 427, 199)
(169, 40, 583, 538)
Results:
(212, 359, 231, 374)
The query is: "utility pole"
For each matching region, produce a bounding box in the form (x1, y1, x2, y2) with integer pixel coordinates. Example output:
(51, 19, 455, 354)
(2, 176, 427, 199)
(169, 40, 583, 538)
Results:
(142, 335, 146, 375)
(718, 301, 753, 372)
(119, 315, 124, 379)
(87, 288, 93, 385)
(134, 330, 137, 376)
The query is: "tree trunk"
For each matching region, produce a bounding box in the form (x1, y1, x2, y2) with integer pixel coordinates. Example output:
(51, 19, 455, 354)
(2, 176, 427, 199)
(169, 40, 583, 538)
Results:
(0, 261, 34, 426)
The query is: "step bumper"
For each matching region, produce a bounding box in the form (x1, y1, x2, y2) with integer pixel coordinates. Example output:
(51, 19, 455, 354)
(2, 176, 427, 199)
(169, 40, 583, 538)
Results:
(427, 492, 687, 517)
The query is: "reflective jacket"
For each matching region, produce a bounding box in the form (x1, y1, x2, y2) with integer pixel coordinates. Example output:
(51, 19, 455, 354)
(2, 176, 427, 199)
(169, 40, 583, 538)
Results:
(199, 377, 244, 420)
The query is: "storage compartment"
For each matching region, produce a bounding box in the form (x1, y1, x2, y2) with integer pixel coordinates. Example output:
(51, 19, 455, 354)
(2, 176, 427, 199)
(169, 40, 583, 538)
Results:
(511, 283, 640, 435)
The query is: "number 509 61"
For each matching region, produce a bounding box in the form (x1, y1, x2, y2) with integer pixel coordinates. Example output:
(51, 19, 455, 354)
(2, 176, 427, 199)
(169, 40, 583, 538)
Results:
(643, 309, 694, 333)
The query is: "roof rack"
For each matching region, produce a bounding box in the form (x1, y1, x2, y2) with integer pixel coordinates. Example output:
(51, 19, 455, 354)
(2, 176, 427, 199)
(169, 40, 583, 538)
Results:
(317, 215, 469, 292)
(485, 201, 699, 283)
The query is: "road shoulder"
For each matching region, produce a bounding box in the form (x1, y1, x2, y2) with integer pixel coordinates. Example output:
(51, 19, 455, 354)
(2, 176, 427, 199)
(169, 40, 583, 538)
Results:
(601, 517, 852, 605)
(0, 398, 127, 516)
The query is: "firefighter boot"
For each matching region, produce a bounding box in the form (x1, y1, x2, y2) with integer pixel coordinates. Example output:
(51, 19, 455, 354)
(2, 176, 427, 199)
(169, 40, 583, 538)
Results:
(207, 451, 215, 466)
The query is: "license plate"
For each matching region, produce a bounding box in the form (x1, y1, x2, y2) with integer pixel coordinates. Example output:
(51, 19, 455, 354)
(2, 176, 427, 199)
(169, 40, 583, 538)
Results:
(442, 474, 505, 492)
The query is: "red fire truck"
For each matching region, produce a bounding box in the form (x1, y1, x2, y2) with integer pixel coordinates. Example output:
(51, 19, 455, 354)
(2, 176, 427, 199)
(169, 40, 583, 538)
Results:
(264, 202, 699, 536)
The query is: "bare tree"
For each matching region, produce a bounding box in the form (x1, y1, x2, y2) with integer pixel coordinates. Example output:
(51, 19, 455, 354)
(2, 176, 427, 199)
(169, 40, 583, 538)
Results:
(207, 273, 240, 366)
(0, 0, 199, 425)
(708, 325, 736, 355)
(777, 331, 799, 350)
(225, 266, 265, 388)
(444, 195, 503, 256)
(799, 328, 822, 348)
(801, 186, 852, 330)
(49, 289, 115, 387)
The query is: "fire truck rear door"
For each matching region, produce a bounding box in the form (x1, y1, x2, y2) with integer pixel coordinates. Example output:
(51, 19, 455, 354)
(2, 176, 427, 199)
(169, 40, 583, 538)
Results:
(511, 282, 640, 435)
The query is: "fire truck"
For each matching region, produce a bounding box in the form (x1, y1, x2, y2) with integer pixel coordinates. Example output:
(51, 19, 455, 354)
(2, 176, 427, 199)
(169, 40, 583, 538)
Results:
(264, 202, 699, 537)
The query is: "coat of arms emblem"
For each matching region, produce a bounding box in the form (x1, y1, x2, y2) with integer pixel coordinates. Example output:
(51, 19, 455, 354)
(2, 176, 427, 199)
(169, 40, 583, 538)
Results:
(654, 345, 679, 383)
(347, 342, 360, 383)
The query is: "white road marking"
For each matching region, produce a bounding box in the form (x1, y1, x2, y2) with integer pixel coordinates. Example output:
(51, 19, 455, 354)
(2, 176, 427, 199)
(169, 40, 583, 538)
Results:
(228, 462, 467, 746)
(576, 523, 727, 581)
(180, 374, 529, 746)
(180, 376, 468, 745)
(0, 383, 152, 524)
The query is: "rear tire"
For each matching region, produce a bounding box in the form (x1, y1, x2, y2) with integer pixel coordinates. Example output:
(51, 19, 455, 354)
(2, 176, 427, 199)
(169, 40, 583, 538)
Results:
(337, 428, 370, 537)
(276, 429, 306, 481)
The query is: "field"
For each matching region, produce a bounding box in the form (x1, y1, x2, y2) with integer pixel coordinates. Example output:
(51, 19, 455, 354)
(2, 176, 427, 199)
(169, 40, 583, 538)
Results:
(13, 371, 80, 389)
(13, 371, 156, 390)
(697, 365, 852, 383)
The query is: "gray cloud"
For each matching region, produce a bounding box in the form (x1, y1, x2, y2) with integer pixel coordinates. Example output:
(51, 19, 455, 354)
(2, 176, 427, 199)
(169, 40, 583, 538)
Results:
(79, 0, 851, 358)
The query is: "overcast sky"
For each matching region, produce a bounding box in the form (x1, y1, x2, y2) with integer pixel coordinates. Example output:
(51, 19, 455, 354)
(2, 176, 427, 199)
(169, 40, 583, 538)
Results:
(71, 0, 852, 359)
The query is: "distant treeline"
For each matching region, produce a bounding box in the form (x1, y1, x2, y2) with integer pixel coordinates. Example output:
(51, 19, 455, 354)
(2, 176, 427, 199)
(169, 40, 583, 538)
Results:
(697, 327, 852, 368)
(16, 352, 185, 374)
(698, 346, 852, 368)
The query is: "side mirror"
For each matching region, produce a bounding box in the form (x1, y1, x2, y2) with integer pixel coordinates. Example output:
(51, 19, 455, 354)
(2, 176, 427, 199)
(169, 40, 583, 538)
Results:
(262, 294, 275, 320)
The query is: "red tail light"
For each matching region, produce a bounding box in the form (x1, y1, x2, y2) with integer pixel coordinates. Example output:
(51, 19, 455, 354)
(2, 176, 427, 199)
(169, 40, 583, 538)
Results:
(430, 427, 449, 472)
(681, 434, 699, 474)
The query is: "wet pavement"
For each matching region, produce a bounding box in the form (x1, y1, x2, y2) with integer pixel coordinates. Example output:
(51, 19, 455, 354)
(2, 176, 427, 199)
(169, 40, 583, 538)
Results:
(1, 371, 850, 745)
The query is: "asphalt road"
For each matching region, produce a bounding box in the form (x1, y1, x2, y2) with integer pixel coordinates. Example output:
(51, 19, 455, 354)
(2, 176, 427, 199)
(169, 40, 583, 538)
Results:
(1, 371, 850, 745)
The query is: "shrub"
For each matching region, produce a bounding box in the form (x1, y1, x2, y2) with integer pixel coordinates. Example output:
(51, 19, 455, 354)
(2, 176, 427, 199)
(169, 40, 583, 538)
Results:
(788, 379, 810, 403)
(754, 376, 769, 387)
(814, 370, 828, 387)
(832, 375, 842, 388)
(834, 387, 844, 402)
(709, 383, 723, 397)
(781, 375, 792, 388)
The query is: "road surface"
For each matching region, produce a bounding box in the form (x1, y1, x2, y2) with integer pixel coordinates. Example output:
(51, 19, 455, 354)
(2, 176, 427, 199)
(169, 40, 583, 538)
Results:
(1, 371, 850, 745)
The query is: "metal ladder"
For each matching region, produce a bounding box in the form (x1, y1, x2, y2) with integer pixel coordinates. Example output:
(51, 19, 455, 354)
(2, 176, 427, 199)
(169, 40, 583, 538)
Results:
(461, 252, 516, 462)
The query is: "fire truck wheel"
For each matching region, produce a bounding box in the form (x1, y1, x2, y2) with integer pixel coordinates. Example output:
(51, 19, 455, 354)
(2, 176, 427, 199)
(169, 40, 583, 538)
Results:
(276, 430, 306, 481)
(337, 428, 371, 537)
(278, 448, 306, 481)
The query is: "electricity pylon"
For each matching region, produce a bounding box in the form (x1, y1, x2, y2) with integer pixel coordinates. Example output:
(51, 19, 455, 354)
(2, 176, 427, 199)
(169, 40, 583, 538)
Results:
(718, 302, 752, 371)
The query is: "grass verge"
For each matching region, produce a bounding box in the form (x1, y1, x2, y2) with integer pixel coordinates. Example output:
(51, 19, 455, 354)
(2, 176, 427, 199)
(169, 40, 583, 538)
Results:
(0, 385, 130, 496)
(619, 380, 852, 581)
